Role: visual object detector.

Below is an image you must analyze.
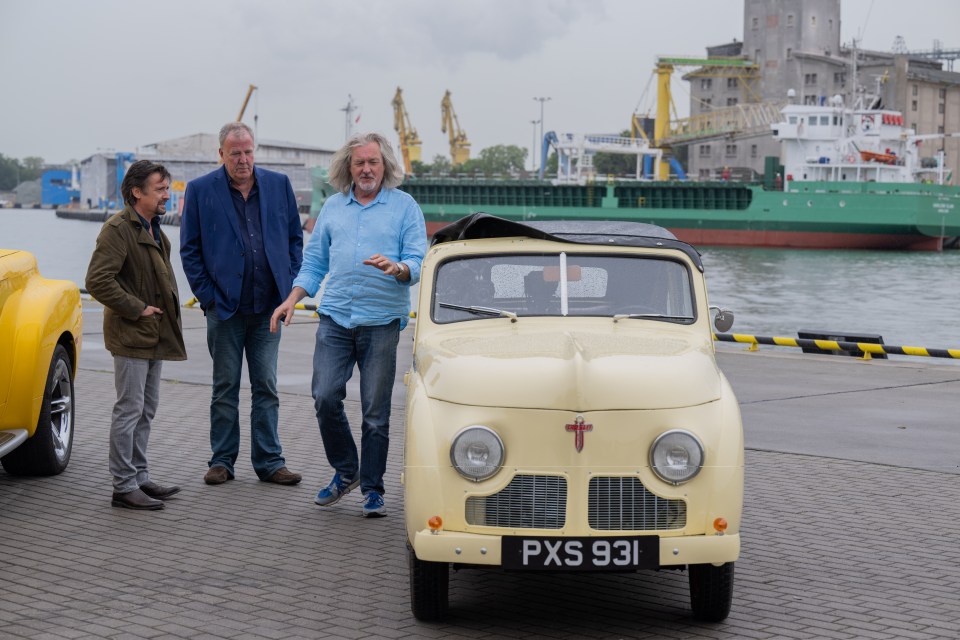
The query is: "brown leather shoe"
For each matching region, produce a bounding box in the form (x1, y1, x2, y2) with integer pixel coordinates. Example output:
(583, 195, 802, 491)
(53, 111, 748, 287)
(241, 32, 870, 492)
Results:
(264, 466, 302, 485)
(140, 481, 181, 500)
(204, 466, 232, 485)
(112, 488, 164, 510)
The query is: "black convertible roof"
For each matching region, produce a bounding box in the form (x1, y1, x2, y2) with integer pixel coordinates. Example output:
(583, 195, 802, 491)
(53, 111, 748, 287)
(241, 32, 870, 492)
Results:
(431, 213, 703, 271)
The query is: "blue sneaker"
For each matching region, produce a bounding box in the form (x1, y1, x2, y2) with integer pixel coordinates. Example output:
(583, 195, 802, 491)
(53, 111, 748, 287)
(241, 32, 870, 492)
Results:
(314, 472, 359, 506)
(362, 492, 386, 518)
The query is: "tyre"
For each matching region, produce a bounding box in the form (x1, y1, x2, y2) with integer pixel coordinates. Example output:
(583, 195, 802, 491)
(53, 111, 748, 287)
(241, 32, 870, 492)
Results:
(688, 561, 734, 622)
(408, 546, 449, 621)
(1, 344, 74, 476)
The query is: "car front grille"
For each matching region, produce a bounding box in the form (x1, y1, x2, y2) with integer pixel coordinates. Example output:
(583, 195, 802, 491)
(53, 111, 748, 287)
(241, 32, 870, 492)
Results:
(588, 476, 686, 530)
(465, 474, 567, 529)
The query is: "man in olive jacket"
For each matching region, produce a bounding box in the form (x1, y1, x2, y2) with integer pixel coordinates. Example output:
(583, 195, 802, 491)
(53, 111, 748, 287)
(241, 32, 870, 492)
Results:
(86, 160, 187, 511)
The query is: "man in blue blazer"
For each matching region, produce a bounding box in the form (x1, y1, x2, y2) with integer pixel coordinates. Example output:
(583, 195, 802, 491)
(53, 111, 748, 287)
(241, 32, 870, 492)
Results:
(180, 122, 303, 487)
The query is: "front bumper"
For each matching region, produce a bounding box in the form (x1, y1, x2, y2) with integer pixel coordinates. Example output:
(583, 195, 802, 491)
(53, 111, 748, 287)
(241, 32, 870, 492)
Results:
(411, 528, 740, 567)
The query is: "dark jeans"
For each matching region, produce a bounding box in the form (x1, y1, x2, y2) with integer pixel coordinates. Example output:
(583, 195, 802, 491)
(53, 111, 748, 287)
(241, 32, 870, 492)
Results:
(206, 312, 284, 479)
(312, 315, 400, 496)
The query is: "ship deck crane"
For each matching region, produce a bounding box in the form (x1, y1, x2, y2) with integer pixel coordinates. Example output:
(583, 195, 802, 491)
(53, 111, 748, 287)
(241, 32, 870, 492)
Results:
(441, 90, 471, 166)
(392, 87, 422, 174)
(650, 57, 759, 178)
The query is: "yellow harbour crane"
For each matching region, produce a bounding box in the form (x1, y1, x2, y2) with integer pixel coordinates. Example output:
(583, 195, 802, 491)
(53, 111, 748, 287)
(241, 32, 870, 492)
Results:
(441, 90, 471, 166)
(647, 57, 760, 178)
(392, 87, 422, 174)
(237, 84, 258, 122)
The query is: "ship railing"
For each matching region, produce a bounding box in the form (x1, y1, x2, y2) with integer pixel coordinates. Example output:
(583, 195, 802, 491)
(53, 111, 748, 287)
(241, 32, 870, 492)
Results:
(662, 100, 788, 146)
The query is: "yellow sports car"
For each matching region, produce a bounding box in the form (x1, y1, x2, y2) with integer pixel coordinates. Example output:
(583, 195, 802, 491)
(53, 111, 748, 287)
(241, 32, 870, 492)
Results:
(0, 249, 82, 475)
(403, 216, 742, 622)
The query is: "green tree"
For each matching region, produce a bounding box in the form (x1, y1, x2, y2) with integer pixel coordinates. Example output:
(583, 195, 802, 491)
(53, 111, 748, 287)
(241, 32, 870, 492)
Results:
(0, 154, 19, 190)
(476, 145, 526, 174)
(592, 130, 638, 177)
(546, 151, 559, 175)
(22, 156, 44, 172)
(0, 154, 45, 189)
(454, 157, 482, 175)
(430, 154, 452, 175)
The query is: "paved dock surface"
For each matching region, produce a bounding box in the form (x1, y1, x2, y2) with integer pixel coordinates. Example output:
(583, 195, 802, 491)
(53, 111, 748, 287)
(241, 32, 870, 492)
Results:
(2, 303, 959, 639)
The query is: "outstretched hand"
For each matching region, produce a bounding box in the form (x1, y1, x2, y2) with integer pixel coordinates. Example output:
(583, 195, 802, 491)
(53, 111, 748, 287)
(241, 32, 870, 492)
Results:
(364, 253, 403, 277)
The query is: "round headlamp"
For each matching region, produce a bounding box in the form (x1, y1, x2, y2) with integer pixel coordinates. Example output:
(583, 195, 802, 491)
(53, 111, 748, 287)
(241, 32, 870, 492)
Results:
(450, 426, 504, 482)
(649, 429, 704, 484)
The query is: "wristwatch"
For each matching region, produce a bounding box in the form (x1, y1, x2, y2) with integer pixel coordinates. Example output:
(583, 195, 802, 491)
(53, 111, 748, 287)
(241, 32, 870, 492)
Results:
(394, 261, 407, 279)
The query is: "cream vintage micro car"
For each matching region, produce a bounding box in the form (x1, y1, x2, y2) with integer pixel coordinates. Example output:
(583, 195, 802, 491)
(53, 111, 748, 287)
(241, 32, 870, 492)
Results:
(403, 215, 742, 622)
(0, 249, 81, 476)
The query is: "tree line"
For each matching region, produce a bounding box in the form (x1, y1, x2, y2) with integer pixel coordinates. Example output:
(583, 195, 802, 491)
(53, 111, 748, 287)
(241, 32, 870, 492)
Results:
(405, 137, 658, 180)
(409, 144, 561, 178)
(0, 154, 45, 191)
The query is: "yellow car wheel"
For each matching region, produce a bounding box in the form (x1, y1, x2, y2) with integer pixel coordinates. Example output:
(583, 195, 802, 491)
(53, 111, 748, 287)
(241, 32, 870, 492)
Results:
(1, 344, 74, 476)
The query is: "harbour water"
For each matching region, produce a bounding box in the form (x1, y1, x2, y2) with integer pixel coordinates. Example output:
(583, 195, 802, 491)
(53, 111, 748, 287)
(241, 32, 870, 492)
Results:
(3, 208, 959, 353)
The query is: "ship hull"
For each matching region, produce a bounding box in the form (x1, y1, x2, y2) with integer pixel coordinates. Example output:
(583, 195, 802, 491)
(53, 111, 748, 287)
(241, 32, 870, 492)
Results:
(407, 180, 960, 251)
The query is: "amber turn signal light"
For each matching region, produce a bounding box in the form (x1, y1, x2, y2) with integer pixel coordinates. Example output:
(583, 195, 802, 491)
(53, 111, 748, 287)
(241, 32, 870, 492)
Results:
(428, 515, 443, 531)
(713, 517, 728, 533)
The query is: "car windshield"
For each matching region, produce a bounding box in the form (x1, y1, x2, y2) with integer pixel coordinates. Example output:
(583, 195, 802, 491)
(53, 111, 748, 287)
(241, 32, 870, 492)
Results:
(432, 252, 695, 323)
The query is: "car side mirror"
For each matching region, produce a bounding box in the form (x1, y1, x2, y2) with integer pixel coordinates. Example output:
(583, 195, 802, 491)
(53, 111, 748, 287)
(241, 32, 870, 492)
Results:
(710, 305, 734, 333)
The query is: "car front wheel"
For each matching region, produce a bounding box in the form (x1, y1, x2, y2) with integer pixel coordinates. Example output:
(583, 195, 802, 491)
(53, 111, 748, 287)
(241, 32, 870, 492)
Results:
(1, 344, 74, 476)
(408, 546, 449, 621)
(688, 561, 734, 622)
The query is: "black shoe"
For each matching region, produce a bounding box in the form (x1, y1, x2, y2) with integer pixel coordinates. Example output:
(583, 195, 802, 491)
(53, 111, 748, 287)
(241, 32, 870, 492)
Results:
(140, 481, 181, 500)
(111, 488, 164, 510)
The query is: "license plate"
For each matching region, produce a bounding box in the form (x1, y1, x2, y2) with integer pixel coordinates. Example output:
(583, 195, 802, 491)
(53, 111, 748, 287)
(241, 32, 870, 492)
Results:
(501, 535, 659, 571)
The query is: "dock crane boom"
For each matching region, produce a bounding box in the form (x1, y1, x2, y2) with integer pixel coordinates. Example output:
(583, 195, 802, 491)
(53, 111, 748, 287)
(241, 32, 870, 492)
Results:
(652, 57, 759, 178)
(392, 87, 422, 174)
(441, 90, 471, 166)
(237, 84, 258, 122)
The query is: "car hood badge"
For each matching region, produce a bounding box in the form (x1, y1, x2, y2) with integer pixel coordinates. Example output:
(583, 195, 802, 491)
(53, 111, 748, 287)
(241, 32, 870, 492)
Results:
(565, 415, 593, 453)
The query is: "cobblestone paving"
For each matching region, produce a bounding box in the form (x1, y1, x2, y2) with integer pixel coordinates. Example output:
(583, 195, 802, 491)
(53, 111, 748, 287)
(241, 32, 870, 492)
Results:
(2, 370, 959, 639)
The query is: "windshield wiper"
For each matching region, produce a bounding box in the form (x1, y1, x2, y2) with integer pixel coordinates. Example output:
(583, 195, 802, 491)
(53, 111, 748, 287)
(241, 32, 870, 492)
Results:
(439, 302, 518, 322)
(613, 313, 694, 323)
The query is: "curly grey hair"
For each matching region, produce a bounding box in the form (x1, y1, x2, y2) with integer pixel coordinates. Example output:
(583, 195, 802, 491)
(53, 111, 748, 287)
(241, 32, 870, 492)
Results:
(327, 132, 403, 195)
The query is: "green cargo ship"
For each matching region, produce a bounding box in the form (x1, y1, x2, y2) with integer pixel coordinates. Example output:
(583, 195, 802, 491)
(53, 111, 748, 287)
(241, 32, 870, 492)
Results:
(398, 177, 959, 251)
(310, 100, 959, 250)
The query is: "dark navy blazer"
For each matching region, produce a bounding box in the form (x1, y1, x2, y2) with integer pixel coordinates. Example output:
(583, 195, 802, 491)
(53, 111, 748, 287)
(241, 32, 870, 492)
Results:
(180, 165, 303, 320)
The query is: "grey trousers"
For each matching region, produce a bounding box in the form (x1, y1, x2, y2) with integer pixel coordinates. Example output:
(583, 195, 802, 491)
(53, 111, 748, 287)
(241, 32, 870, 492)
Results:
(110, 356, 162, 493)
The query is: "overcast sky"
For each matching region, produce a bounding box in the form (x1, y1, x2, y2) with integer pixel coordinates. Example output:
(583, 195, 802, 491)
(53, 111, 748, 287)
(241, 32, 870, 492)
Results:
(2, 0, 957, 167)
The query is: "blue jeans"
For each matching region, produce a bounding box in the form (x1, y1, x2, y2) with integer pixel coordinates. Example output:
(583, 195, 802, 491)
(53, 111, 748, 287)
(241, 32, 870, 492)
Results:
(312, 315, 400, 496)
(206, 312, 285, 480)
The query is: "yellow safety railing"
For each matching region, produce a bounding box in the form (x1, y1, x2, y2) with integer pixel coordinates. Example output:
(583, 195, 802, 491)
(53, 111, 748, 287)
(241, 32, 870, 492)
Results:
(714, 333, 960, 360)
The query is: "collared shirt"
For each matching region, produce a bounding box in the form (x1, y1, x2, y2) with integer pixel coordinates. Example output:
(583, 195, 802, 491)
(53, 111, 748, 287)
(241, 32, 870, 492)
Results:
(294, 186, 427, 329)
(136, 212, 161, 245)
(227, 170, 279, 314)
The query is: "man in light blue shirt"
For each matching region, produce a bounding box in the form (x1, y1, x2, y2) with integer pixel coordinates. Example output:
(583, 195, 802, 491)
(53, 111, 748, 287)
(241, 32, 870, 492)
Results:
(271, 132, 426, 517)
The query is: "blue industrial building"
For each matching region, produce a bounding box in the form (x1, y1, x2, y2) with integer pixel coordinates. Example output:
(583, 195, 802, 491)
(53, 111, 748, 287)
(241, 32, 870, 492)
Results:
(41, 169, 80, 206)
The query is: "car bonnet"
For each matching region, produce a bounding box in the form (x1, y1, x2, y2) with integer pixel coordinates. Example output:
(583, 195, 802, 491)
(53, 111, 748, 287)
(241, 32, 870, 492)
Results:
(414, 328, 723, 411)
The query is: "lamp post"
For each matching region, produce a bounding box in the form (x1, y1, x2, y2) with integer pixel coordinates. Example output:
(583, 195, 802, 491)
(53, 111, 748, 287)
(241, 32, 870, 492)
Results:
(532, 96, 552, 172)
(529, 119, 540, 173)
